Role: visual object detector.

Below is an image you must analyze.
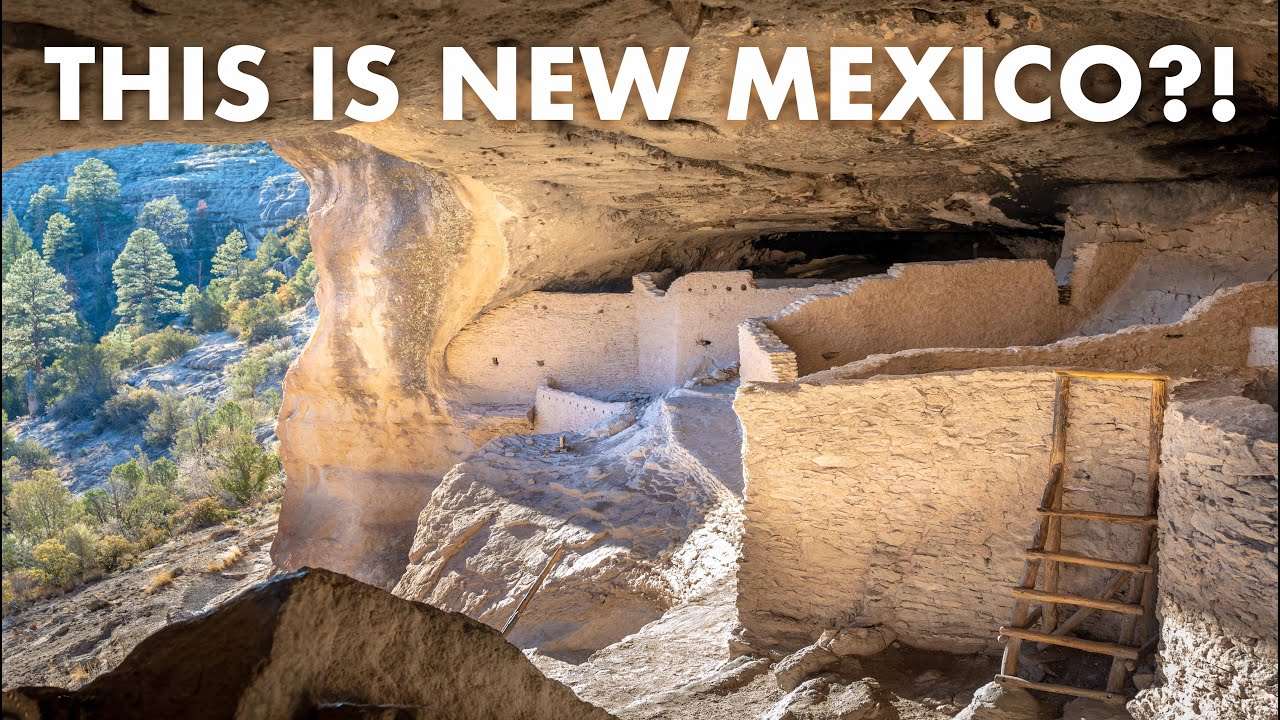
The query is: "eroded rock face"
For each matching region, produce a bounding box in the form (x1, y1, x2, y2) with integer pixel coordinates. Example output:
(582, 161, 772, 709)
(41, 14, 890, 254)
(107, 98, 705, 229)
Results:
(393, 386, 743, 656)
(0, 568, 614, 720)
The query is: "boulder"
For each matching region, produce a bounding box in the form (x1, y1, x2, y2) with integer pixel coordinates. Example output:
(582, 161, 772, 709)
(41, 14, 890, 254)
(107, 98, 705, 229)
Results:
(763, 676, 899, 720)
(825, 626, 898, 658)
(774, 644, 841, 692)
(954, 681, 1043, 720)
(1060, 697, 1135, 720)
(0, 568, 613, 720)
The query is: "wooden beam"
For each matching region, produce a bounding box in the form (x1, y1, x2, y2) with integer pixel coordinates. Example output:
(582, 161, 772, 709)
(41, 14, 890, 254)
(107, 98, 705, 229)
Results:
(1054, 369, 1171, 381)
(1026, 549, 1153, 574)
(995, 674, 1127, 705)
(1036, 509, 1157, 525)
(1052, 570, 1133, 639)
(1042, 375, 1071, 633)
(998, 626, 1140, 660)
(1109, 377, 1168, 693)
(1011, 587, 1144, 616)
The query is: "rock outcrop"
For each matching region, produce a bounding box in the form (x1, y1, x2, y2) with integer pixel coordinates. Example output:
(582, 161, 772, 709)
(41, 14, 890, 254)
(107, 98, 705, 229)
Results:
(393, 385, 744, 656)
(1, 568, 613, 720)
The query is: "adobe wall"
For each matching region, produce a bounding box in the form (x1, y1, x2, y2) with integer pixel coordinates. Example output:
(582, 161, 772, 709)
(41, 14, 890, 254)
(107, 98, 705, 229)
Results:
(762, 260, 1068, 378)
(662, 272, 827, 387)
(1059, 179, 1279, 335)
(1130, 391, 1278, 720)
(533, 384, 632, 435)
(444, 292, 640, 403)
(811, 282, 1278, 384)
(734, 368, 1156, 654)
(448, 271, 828, 403)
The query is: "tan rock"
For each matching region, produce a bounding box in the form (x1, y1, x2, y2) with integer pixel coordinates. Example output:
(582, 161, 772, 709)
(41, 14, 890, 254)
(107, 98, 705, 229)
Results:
(774, 645, 840, 692)
(828, 626, 898, 658)
(953, 681, 1043, 720)
(0, 569, 613, 720)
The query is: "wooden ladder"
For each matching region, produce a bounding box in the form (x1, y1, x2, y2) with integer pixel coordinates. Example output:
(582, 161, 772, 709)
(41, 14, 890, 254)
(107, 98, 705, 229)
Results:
(996, 369, 1169, 704)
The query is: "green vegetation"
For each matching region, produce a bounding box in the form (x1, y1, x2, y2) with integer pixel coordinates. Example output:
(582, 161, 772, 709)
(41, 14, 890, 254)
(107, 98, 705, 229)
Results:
(113, 229, 183, 331)
(1, 154, 313, 616)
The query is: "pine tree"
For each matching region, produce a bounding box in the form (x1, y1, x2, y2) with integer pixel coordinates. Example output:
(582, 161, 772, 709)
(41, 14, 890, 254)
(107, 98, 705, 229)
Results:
(136, 196, 191, 279)
(24, 185, 61, 239)
(2, 208, 34, 279)
(41, 213, 80, 273)
(2, 251, 79, 415)
(64, 158, 121, 259)
(112, 229, 182, 330)
(211, 229, 249, 280)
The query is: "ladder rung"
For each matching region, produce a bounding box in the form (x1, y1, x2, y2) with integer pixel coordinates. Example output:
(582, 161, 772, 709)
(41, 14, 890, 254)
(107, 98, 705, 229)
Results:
(999, 626, 1140, 659)
(995, 674, 1126, 705)
(1026, 549, 1154, 573)
(1036, 508, 1157, 525)
(1010, 587, 1144, 616)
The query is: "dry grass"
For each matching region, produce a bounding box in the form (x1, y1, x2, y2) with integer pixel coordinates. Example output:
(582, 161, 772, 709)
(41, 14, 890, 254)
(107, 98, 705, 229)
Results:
(144, 569, 175, 594)
(205, 546, 244, 573)
(68, 664, 89, 685)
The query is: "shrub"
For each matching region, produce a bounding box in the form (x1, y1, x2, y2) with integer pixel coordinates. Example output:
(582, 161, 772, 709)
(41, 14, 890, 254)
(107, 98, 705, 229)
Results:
(1, 578, 15, 616)
(137, 328, 199, 365)
(97, 534, 137, 572)
(182, 283, 228, 333)
(102, 387, 163, 427)
(3, 437, 53, 478)
(229, 356, 268, 399)
(230, 296, 288, 343)
(58, 523, 101, 570)
(137, 526, 170, 550)
(205, 545, 244, 573)
(214, 432, 279, 506)
(31, 537, 80, 587)
(1, 532, 33, 572)
(144, 569, 174, 594)
(176, 497, 231, 531)
(143, 392, 186, 448)
(213, 401, 253, 435)
(44, 344, 118, 420)
(7, 471, 80, 541)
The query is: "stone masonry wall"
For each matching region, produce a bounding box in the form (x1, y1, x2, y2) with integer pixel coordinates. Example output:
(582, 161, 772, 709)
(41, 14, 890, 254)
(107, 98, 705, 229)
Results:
(739, 320, 799, 384)
(814, 282, 1277, 384)
(445, 292, 640, 403)
(1131, 393, 1278, 720)
(663, 272, 825, 387)
(448, 271, 826, 403)
(764, 260, 1068, 378)
(533, 384, 632, 435)
(735, 368, 1155, 654)
(1059, 179, 1278, 335)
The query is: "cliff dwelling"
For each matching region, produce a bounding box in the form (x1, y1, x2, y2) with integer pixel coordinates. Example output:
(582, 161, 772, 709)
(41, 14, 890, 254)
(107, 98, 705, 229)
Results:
(2, 1, 1278, 719)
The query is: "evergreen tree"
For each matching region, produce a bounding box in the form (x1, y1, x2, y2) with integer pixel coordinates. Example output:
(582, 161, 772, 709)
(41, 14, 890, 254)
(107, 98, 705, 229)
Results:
(23, 185, 61, 239)
(41, 213, 80, 273)
(135, 196, 191, 279)
(2, 252, 78, 415)
(112, 229, 181, 330)
(211, 229, 249, 280)
(255, 231, 287, 265)
(2, 208, 34, 279)
(64, 158, 121, 259)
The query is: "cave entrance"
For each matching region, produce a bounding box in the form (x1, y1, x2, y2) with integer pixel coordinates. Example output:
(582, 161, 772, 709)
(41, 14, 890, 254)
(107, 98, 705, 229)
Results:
(742, 229, 1021, 280)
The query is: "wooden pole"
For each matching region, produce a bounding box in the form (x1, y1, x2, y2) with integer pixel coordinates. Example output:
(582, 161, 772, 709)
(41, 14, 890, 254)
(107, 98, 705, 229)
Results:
(1106, 378, 1167, 692)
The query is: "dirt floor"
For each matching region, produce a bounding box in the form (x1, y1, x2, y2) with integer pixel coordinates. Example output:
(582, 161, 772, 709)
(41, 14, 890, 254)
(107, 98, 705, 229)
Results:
(534, 576, 1005, 720)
